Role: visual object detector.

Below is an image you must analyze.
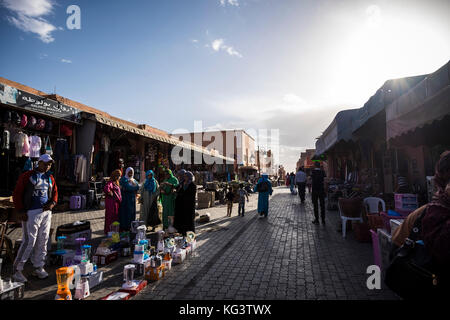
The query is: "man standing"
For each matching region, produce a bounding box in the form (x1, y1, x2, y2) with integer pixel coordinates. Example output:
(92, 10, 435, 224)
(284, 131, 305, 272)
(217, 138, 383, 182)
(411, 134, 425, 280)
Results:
(12, 154, 58, 282)
(311, 162, 326, 225)
(295, 167, 307, 203)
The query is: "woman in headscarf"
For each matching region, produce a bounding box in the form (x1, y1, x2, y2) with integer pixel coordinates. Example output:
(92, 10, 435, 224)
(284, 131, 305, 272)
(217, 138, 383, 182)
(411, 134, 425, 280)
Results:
(139, 170, 161, 231)
(160, 169, 179, 231)
(103, 169, 122, 234)
(118, 167, 140, 232)
(174, 171, 197, 235)
(254, 173, 273, 218)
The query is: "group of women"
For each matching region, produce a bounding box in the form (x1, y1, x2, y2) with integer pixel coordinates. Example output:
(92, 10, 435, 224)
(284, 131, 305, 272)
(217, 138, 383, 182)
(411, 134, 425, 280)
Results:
(103, 167, 197, 236)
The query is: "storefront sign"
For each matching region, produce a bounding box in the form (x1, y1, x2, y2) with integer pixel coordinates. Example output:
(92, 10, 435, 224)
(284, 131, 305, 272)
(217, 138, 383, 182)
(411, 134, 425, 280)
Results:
(0, 82, 82, 123)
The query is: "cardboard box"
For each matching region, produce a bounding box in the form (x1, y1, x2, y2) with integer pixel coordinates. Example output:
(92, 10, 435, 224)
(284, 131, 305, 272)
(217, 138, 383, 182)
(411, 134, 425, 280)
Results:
(87, 271, 103, 289)
(0, 281, 25, 300)
(118, 280, 147, 296)
(389, 219, 403, 236)
(93, 251, 118, 266)
(144, 265, 165, 282)
(101, 291, 131, 300)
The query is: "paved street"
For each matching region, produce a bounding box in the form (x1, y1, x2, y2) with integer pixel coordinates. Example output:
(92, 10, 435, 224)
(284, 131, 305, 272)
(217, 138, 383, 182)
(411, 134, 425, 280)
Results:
(135, 187, 398, 300)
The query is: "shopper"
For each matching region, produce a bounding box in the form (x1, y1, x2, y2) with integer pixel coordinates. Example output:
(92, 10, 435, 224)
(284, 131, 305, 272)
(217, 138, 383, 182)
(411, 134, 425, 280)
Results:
(311, 162, 326, 225)
(238, 183, 249, 217)
(174, 171, 197, 236)
(104, 169, 122, 235)
(306, 175, 312, 194)
(160, 169, 179, 230)
(139, 170, 161, 231)
(226, 188, 235, 217)
(289, 172, 296, 194)
(254, 173, 273, 218)
(12, 154, 58, 282)
(295, 167, 307, 203)
(118, 167, 140, 232)
(390, 150, 450, 296)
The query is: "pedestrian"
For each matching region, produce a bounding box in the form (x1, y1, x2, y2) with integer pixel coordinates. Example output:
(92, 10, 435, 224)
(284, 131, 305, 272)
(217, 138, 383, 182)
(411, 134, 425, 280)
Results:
(139, 170, 160, 231)
(160, 169, 179, 230)
(306, 175, 312, 193)
(295, 167, 307, 203)
(117, 158, 125, 176)
(286, 173, 290, 187)
(389, 150, 450, 297)
(311, 162, 326, 225)
(238, 183, 249, 217)
(118, 167, 140, 232)
(289, 172, 296, 194)
(225, 187, 235, 217)
(104, 169, 122, 235)
(12, 154, 58, 282)
(254, 173, 273, 218)
(174, 171, 197, 236)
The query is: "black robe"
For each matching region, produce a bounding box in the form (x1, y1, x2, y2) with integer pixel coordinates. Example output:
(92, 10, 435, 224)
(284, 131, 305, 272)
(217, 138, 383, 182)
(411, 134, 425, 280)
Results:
(174, 182, 197, 235)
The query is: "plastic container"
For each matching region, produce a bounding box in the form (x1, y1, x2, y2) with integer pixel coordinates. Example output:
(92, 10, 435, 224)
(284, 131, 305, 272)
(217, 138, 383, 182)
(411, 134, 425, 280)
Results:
(380, 211, 406, 233)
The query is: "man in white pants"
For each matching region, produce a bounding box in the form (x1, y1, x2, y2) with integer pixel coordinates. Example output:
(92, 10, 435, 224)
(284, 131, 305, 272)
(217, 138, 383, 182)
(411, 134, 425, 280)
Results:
(12, 154, 58, 282)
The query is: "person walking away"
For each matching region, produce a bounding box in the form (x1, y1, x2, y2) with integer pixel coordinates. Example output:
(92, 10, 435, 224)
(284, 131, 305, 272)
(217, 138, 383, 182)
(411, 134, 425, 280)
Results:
(286, 173, 290, 187)
(289, 172, 295, 194)
(254, 173, 273, 218)
(295, 167, 307, 203)
(311, 162, 326, 225)
(306, 175, 312, 194)
(160, 169, 178, 231)
(174, 171, 197, 236)
(119, 167, 140, 232)
(238, 183, 249, 217)
(104, 170, 122, 235)
(226, 188, 235, 217)
(139, 170, 160, 231)
(12, 154, 58, 282)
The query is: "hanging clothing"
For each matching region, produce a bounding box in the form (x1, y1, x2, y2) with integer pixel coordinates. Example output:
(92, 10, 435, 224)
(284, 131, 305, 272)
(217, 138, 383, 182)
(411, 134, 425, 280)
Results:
(14, 132, 29, 157)
(74, 155, 87, 183)
(139, 171, 160, 228)
(28, 135, 42, 158)
(103, 180, 122, 235)
(160, 169, 179, 229)
(118, 168, 140, 231)
(174, 174, 196, 236)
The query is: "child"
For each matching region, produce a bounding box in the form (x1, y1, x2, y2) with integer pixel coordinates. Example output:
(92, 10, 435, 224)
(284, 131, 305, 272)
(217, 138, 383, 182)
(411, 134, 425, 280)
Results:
(226, 188, 235, 217)
(238, 183, 249, 217)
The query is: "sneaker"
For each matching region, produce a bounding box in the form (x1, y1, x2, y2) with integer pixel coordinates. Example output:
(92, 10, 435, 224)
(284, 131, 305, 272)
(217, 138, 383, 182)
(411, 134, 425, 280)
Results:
(32, 267, 48, 279)
(312, 219, 319, 225)
(13, 270, 28, 283)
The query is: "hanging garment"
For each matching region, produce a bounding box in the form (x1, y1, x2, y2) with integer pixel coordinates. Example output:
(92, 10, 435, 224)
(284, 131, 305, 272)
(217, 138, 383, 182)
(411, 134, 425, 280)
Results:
(54, 139, 68, 161)
(2, 129, 10, 150)
(14, 132, 30, 157)
(29, 135, 42, 158)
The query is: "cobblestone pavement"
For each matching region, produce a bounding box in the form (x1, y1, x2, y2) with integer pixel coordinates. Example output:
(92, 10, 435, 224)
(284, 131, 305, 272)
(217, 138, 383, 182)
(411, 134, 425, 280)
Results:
(135, 187, 399, 300)
(2, 187, 399, 300)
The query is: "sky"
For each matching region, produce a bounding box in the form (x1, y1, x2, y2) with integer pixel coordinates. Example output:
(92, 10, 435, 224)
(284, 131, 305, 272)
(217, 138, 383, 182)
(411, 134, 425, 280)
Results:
(1, 0, 449, 172)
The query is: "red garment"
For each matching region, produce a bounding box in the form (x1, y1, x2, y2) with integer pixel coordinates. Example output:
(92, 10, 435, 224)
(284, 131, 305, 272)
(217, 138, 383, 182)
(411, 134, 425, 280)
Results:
(103, 181, 122, 235)
(13, 170, 58, 211)
(422, 204, 450, 268)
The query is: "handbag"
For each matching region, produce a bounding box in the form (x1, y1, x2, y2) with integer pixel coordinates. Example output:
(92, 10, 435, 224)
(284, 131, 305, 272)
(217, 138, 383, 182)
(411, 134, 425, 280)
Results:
(385, 207, 441, 299)
(44, 136, 53, 155)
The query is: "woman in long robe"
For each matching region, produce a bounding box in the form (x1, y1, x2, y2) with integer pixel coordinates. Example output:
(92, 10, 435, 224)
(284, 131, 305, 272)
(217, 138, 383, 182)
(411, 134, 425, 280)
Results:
(139, 170, 161, 231)
(254, 173, 273, 218)
(160, 169, 179, 230)
(118, 167, 140, 231)
(103, 169, 122, 234)
(174, 171, 197, 236)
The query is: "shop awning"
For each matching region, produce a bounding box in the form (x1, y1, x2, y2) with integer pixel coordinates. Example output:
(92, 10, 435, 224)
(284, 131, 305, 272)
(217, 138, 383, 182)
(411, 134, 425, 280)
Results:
(352, 75, 427, 133)
(238, 165, 258, 171)
(84, 112, 234, 162)
(386, 61, 450, 141)
(316, 109, 359, 155)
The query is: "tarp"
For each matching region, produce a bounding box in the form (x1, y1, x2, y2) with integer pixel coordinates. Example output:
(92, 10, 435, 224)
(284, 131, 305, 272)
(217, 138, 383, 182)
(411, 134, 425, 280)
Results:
(386, 61, 450, 141)
(316, 109, 359, 155)
(352, 74, 428, 133)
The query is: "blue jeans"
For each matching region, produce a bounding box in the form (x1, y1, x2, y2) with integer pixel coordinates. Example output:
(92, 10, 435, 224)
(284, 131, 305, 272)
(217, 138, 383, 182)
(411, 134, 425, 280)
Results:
(238, 202, 245, 216)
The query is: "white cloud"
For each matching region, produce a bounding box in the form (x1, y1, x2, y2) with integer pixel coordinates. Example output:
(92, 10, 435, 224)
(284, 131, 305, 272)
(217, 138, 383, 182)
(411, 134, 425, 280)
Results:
(191, 39, 199, 43)
(210, 38, 242, 58)
(61, 58, 72, 64)
(220, 0, 239, 7)
(2, 0, 58, 43)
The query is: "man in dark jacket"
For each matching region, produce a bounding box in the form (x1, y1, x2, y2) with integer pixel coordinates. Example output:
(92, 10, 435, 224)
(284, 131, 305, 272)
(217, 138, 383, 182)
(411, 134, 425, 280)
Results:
(12, 154, 58, 282)
(311, 162, 326, 225)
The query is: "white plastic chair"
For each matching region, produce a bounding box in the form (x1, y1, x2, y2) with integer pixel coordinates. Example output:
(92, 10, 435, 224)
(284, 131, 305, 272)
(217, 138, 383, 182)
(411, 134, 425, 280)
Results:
(338, 200, 363, 239)
(363, 197, 386, 214)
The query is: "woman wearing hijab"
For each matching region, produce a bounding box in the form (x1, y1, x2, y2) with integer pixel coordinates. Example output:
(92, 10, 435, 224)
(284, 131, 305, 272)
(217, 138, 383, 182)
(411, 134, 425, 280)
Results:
(160, 169, 179, 230)
(139, 170, 161, 231)
(118, 167, 140, 231)
(103, 169, 122, 234)
(254, 173, 273, 218)
(174, 171, 197, 236)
